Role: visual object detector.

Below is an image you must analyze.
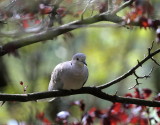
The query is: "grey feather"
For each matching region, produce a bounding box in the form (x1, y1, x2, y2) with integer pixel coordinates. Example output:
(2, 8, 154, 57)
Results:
(39, 53, 89, 102)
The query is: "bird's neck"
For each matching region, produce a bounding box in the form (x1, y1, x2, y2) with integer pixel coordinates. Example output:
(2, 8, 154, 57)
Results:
(71, 62, 84, 73)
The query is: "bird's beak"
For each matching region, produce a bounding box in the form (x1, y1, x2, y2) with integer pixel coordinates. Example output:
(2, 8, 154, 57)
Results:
(82, 61, 87, 66)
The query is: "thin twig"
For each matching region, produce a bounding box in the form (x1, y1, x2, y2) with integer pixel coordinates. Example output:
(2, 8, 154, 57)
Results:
(1, 101, 6, 106)
(147, 41, 160, 66)
(97, 42, 160, 90)
(150, 41, 154, 50)
(137, 60, 142, 67)
(128, 83, 139, 90)
(148, 41, 154, 55)
(129, 68, 153, 90)
(112, 0, 134, 14)
(81, 0, 92, 20)
(151, 57, 160, 66)
(108, 0, 113, 12)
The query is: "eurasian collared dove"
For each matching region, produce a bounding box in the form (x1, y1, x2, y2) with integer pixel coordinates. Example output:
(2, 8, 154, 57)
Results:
(48, 53, 88, 101)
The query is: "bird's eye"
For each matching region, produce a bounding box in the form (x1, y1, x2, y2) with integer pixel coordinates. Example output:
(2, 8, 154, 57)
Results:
(76, 58, 79, 60)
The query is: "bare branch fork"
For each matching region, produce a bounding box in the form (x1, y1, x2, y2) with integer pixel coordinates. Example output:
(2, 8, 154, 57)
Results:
(97, 41, 160, 89)
(128, 68, 153, 90)
(0, 42, 160, 107)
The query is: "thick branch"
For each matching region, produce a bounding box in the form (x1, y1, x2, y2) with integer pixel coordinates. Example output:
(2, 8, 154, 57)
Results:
(0, 87, 160, 107)
(97, 48, 160, 89)
(0, 13, 122, 56)
(0, 0, 138, 56)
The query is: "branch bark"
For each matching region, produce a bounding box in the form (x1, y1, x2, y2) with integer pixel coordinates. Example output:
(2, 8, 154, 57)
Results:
(0, 87, 160, 107)
(97, 46, 160, 89)
(0, 0, 159, 108)
(0, 42, 160, 107)
(0, 13, 123, 56)
(0, 0, 135, 57)
(112, 0, 134, 14)
(108, 0, 113, 11)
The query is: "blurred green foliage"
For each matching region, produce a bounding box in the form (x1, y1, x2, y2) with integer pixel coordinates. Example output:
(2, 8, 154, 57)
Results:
(1, 26, 157, 124)
(0, 0, 160, 124)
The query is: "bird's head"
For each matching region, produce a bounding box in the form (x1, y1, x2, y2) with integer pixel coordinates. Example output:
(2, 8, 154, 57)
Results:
(72, 53, 87, 66)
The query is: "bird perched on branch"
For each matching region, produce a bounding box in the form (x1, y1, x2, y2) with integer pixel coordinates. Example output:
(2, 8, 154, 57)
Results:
(48, 53, 88, 101)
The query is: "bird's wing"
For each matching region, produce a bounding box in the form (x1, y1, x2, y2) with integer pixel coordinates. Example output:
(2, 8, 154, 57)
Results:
(82, 65, 89, 87)
(38, 63, 64, 102)
(48, 63, 64, 91)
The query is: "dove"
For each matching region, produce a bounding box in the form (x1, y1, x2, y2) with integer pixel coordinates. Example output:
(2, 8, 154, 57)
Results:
(48, 53, 88, 101)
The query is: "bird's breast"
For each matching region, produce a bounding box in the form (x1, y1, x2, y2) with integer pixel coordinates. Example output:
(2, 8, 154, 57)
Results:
(62, 70, 85, 90)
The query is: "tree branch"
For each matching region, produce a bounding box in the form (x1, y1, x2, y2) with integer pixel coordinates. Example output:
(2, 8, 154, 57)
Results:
(128, 67, 153, 90)
(0, 13, 123, 56)
(0, 0, 136, 57)
(97, 46, 160, 89)
(0, 87, 160, 107)
(112, 0, 134, 14)
(108, 0, 113, 12)
(81, 0, 92, 20)
(0, 0, 159, 108)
